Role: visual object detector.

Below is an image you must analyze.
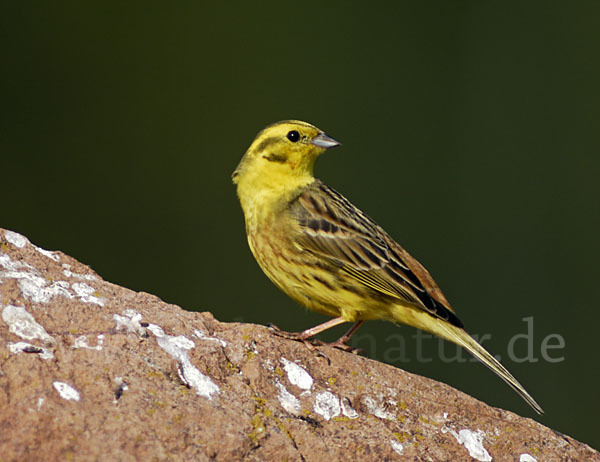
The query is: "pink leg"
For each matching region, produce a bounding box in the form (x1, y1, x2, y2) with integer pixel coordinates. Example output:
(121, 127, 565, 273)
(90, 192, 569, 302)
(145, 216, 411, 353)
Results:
(335, 320, 365, 344)
(325, 321, 365, 352)
(299, 317, 348, 339)
(270, 318, 365, 353)
(271, 316, 347, 341)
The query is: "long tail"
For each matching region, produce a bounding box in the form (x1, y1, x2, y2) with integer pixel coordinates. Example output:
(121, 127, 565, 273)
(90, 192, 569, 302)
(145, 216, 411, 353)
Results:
(397, 308, 544, 414)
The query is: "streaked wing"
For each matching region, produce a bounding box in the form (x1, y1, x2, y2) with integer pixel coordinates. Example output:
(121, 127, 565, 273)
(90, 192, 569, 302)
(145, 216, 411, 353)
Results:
(290, 181, 463, 328)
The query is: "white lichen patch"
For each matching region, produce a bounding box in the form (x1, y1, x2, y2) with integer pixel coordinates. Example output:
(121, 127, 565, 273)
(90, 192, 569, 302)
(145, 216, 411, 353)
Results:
(8, 341, 54, 359)
(0, 252, 70, 303)
(73, 334, 104, 350)
(520, 455, 537, 462)
(2, 305, 54, 344)
(313, 391, 340, 420)
(276, 381, 301, 415)
(20, 278, 72, 304)
(362, 395, 395, 420)
(281, 357, 313, 391)
(2, 230, 60, 261)
(340, 397, 359, 419)
(53, 382, 80, 401)
(62, 263, 96, 281)
(71, 282, 105, 306)
(113, 309, 146, 336)
(147, 324, 220, 399)
(194, 329, 227, 347)
(442, 427, 492, 462)
(390, 439, 404, 455)
(0, 253, 35, 272)
(34, 245, 60, 262)
(0, 252, 101, 305)
(4, 230, 28, 248)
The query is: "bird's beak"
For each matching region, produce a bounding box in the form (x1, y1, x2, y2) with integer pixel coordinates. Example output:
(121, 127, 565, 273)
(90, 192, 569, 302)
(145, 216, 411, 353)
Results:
(312, 132, 341, 149)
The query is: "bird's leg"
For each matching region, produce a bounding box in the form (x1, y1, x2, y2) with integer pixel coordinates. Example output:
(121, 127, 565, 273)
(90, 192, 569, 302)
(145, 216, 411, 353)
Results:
(270, 318, 364, 354)
(269, 316, 347, 341)
(323, 321, 365, 353)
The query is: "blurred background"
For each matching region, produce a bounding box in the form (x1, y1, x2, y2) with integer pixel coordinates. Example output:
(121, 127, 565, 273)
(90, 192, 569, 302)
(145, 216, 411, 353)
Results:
(2, 1, 598, 449)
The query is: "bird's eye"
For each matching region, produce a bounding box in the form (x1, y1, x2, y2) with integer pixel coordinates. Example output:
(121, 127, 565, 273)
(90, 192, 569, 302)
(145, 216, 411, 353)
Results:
(287, 130, 300, 142)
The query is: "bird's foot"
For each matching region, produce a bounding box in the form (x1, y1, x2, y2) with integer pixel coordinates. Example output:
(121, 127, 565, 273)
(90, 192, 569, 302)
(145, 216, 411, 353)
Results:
(268, 323, 311, 341)
(268, 324, 318, 350)
(321, 340, 362, 355)
(268, 323, 362, 355)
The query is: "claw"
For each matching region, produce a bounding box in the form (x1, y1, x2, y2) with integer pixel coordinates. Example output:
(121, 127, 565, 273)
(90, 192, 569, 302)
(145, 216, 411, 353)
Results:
(315, 349, 331, 365)
(322, 340, 363, 355)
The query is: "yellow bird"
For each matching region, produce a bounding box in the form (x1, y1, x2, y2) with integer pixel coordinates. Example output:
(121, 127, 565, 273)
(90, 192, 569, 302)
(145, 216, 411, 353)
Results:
(233, 120, 543, 414)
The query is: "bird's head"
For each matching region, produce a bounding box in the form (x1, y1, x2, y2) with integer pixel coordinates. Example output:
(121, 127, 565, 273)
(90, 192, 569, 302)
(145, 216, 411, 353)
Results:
(232, 120, 340, 187)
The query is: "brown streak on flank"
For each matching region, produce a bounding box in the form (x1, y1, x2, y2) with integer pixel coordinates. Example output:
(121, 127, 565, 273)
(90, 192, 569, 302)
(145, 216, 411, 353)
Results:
(313, 275, 335, 291)
(275, 249, 292, 263)
(278, 266, 305, 284)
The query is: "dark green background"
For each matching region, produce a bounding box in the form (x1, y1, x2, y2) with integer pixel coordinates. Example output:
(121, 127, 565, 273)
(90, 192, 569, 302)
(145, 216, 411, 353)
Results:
(3, 1, 598, 450)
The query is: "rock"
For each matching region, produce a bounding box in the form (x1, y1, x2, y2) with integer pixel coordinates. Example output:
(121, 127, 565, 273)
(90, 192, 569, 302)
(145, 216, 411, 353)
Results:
(0, 227, 597, 461)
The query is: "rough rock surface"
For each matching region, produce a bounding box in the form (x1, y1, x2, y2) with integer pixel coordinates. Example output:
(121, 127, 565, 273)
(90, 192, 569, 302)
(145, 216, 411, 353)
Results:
(0, 228, 597, 462)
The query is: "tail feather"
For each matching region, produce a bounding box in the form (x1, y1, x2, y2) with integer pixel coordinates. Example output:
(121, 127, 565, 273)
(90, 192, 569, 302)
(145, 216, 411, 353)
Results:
(435, 320, 544, 415)
(392, 306, 544, 414)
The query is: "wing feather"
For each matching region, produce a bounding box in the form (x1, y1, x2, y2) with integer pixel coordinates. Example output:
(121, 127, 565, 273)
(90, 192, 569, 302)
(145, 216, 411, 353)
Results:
(291, 181, 463, 328)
